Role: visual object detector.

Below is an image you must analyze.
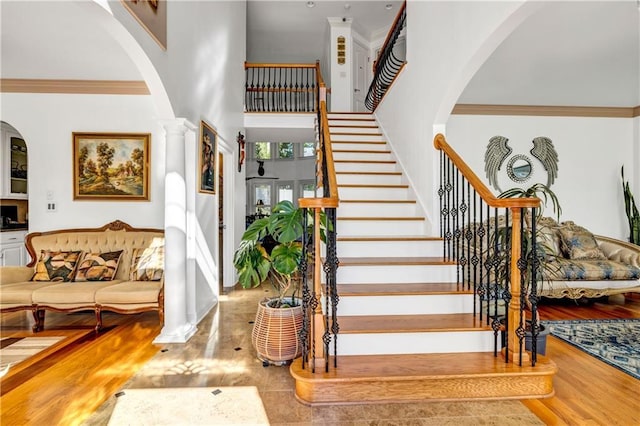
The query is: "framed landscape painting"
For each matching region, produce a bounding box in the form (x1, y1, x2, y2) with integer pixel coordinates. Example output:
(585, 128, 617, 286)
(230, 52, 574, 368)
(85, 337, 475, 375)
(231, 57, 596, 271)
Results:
(73, 132, 150, 201)
(199, 121, 217, 194)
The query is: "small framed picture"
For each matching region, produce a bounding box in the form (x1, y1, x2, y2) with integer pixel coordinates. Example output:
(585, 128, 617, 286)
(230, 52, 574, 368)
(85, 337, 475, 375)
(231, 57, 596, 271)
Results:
(199, 120, 217, 194)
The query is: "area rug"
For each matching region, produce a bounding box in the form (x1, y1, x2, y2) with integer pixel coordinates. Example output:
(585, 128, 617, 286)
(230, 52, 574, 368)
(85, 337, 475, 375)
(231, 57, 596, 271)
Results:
(107, 386, 270, 425)
(546, 318, 640, 380)
(0, 336, 65, 376)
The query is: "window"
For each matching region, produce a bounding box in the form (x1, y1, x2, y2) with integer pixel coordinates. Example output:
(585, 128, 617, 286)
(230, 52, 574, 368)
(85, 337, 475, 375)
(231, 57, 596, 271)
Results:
(277, 142, 294, 159)
(254, 183, 271, 214)
(255, 142, 271, 160)
(277, 182, 294, 204)
(301, 142, 315, 158)
(300, 181, 316, 198)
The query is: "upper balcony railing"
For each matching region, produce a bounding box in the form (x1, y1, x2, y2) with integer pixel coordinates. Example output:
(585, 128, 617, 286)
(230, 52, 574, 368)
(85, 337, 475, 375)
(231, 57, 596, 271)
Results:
(244, 62, 320, 113)
(365, 1, 406, 111)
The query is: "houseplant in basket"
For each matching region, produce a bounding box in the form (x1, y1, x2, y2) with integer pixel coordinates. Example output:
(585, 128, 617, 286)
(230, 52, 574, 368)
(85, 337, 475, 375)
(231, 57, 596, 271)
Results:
(233, 200, 324, 365)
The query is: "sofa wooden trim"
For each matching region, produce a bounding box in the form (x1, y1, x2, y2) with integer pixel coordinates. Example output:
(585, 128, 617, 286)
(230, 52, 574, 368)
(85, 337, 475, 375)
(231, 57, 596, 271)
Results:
(1, 220, 164, 332)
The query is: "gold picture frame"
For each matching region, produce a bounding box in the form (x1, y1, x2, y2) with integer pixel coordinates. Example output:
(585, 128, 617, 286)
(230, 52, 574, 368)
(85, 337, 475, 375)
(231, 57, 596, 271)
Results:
(199, 121, 217, 194)
(73, 132, 150, 201)
(120, 0, 167, 50)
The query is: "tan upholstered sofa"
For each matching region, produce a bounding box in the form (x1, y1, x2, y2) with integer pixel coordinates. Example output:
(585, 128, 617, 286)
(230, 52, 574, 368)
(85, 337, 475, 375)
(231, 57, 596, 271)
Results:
(0, 220, 164, 332)
(459, 217, 640, 300)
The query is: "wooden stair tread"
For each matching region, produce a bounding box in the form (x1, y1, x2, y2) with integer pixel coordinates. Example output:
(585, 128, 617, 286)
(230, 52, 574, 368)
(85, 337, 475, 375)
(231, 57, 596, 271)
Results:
(332, 141, 386, 144)
(337, 216, 425, 221)
(328, 112, 373, 115)
(334, 159, 396, 164)
(338, 183, 408, 188)
(291, 352, 557, 380)
(337, 235, 439, 241)
(333, 149, 391, 154)
(339, 199, 416, 204)
(336, 171, 402, 175)
(331, 132, 383, 136)
(328, 117, 376, 121)
(338, 282, 473, 296)
(329, 125, 379, 128)
(332, 140, 386, 144)
(338, 256, 454, 266)
(338, 313, 491, 333)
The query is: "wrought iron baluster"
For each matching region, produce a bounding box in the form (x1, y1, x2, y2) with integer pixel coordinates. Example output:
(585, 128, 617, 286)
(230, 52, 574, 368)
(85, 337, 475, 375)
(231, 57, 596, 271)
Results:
(300, 207, 310, 370)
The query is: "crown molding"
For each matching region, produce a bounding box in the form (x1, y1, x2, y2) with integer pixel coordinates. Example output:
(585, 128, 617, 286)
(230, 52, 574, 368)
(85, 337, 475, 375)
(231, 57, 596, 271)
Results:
(452, 104, 637, 118)
(0, 79, 150, 95)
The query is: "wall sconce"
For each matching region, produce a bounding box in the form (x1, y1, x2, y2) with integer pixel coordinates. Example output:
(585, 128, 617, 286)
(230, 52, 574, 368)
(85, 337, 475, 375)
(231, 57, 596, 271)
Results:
(337, 36, 346, 65)
(257, 160, 265, 176)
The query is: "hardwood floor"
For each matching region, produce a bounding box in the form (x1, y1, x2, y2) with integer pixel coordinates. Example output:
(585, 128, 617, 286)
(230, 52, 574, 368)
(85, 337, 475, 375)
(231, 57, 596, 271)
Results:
(1, 310, 161, 426)
(1, 293, 638, 425)
(525, 293, 640, 425)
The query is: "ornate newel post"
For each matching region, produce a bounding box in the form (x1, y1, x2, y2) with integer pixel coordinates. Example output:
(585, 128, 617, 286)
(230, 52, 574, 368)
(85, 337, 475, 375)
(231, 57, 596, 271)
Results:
(154, 119, 198, 344)
(505, 207, 529, 363)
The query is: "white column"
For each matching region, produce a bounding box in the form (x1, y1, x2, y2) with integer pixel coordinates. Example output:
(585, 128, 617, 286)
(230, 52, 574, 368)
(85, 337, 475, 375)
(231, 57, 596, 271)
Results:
(154, 118, 198, 343)
(328, 17, 353, 112)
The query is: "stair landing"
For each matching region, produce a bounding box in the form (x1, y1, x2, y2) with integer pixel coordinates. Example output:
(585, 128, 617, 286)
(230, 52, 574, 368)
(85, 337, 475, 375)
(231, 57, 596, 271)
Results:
(290, 353, 557, 405)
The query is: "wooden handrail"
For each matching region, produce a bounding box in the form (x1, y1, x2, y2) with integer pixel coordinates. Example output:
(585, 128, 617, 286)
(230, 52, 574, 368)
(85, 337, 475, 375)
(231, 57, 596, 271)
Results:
(433, 133, 540, 209)
(244, 62, 318, 69)
(372, 1, 406, 72)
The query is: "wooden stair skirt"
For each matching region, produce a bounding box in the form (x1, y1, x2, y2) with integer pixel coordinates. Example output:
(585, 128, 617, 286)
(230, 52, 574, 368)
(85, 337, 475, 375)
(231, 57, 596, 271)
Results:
(290, 352, 557, 405)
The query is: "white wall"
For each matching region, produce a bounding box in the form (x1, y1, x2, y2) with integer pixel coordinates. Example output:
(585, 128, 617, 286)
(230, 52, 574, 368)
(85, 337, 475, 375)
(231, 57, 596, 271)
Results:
(111, 1, 247, 311)
(374, 1, 530, 233)
(447, 114, 635, 240)
(1, 93, 164, 232)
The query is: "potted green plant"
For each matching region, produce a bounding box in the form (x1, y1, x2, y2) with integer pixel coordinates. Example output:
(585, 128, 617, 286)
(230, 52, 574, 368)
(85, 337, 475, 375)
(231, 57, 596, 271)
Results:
(233, 200, 324, 364)
(621, 166, 640, 246)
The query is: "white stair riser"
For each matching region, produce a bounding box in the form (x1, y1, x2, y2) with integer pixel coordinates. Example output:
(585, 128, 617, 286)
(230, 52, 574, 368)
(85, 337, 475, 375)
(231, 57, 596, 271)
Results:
(337, 173, 403, 185)
(334, 331, 495, 355)
(337, 294, 477, 316)
(334, 162, 398, 173)
(338, 201, 416, 216)
(337, 219, 425, 236)
(338, 186, 409, 200)
(336, 264, 456, 284)
(333, 151, 393, 161)
(330, 134, 386, 142)
(336, 239, 441, 257)
(328, 122, 377, 128)
(331, 142, 389, 151)
(328, 114, 374, 120)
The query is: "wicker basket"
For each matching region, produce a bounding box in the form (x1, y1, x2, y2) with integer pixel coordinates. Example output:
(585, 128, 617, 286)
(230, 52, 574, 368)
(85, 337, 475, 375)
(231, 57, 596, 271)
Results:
(251, 297, 303, 364)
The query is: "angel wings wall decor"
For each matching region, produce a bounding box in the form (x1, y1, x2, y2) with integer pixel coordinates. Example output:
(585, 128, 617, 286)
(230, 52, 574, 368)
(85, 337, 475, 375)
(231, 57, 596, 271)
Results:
(484, 135, 559, 192)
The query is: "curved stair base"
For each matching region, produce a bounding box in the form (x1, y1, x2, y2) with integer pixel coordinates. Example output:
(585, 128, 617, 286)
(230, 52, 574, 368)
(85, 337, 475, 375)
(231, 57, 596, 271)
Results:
(290, 353, 557, 405)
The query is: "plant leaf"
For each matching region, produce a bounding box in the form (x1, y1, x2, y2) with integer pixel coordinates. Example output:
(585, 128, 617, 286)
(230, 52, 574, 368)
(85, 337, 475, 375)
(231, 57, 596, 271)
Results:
(269, 200, 304, 243)
(270, 242, 302, 275)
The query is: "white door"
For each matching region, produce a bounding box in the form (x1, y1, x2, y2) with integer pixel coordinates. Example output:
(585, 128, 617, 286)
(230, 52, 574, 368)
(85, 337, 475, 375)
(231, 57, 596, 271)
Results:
(353, 42, 368, 112)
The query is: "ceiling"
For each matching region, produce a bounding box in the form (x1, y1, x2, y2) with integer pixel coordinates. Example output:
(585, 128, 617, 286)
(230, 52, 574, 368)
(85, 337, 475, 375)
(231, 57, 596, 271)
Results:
(246, 0, 403, 63)
(1, 1, 638, 108)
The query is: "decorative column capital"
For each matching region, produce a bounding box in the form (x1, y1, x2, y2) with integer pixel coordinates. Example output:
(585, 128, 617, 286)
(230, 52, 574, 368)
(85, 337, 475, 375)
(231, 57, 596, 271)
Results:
(159, 118, 197, 136)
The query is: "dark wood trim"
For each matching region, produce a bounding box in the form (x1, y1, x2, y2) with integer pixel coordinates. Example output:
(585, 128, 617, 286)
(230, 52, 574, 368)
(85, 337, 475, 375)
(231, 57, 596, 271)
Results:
(452, 103, 636, 118)
(0, 79, 150, 95)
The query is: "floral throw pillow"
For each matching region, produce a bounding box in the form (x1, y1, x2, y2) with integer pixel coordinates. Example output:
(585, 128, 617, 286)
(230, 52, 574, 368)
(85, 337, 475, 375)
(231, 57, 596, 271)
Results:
(557, 221, 607, 260)
(74, 250, 123, 282)
(31, 250, 83, 282)
(130, 246, 164, 281)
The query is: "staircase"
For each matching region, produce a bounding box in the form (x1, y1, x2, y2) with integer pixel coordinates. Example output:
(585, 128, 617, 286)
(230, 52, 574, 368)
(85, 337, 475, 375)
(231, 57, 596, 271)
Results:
(290, 112, 556, 405)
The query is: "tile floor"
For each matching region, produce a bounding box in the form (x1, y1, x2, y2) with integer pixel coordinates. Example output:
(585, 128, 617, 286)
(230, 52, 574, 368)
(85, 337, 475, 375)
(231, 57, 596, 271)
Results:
(86, 285, 543, 425)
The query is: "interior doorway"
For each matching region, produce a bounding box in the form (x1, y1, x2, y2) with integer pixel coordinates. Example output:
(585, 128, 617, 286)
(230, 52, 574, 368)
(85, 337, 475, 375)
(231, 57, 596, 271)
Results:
(218, 151, 224, 294)
(353, 41, 368, 112)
